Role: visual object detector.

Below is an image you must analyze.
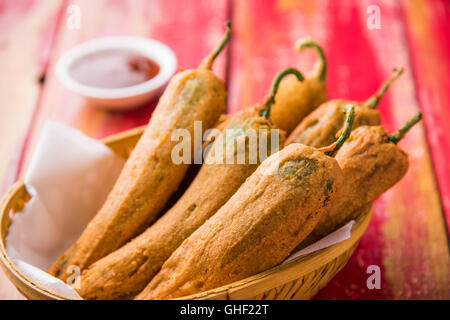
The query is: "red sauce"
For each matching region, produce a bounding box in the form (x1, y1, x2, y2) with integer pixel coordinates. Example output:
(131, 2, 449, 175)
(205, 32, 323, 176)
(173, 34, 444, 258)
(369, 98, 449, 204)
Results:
(69, 49, 160, 89)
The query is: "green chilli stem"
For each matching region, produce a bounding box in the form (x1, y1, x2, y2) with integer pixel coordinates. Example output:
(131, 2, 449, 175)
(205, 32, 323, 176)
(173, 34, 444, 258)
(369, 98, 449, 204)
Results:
(259, 68, 305, 119)
(389, 112, 422, 144)
(201, 21, 231, 69)
(322, 104, 355, 157)
(364, 67, 404, 109)
(295, 37, 327, 82)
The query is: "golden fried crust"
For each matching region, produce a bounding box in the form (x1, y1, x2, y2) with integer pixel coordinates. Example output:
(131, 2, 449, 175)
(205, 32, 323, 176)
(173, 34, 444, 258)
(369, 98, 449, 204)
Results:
(270, 75, 327, 134)
(300, 126, 409, 247)
(48, 69, 227, 281)
(78, 107, 285, 300)
(136, 143, 343, 300)
(285, 99, 381, 147)
(214, 113, 231, 131)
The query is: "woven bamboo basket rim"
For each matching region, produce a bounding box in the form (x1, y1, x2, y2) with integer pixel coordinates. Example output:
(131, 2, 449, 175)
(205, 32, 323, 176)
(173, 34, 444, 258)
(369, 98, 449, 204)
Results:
(0, 126, 372, 300)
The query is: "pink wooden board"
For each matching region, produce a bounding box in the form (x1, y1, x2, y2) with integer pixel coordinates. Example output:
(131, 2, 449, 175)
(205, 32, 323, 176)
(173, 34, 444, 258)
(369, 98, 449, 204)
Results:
(403, 0, 450, 231)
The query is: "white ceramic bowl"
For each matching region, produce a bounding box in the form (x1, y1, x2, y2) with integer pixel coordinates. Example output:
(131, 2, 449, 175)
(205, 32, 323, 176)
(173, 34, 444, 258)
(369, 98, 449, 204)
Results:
(56, 36, 177, 110)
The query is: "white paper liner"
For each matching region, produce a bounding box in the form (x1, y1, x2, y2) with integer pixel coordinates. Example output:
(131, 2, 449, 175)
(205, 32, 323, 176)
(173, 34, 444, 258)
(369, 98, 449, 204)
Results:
(4, 121, 354, 299)
(283, 220, 355, 264)
(5, 121, 125, 298)
(12, 259, 82, 300)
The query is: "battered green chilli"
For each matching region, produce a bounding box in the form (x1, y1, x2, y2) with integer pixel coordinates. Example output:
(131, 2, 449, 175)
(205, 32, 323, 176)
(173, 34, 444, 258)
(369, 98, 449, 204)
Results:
(135, 105, 355, 300)
(286, 67, 404, 148)
(77, 68, 302, 300)
(269, 38, 328, 134)
(48, 22, 231, 281)
(299, 112, 422, 248)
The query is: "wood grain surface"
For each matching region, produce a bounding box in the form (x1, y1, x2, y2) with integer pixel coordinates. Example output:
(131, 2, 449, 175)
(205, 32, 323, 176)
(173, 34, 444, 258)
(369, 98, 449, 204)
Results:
(0, 0, 448, 300)
(0, 0, 64, 299)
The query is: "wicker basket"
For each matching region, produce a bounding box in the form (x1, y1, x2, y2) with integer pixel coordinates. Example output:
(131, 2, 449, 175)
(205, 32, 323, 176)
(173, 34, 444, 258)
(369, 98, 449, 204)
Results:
(0, 126, 371, 300)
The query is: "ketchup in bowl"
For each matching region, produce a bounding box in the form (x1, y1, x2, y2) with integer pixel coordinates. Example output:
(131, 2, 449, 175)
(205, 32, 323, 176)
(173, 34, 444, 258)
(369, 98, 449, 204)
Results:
(56, 36, 177, 109)
(69, 49, 160, 89)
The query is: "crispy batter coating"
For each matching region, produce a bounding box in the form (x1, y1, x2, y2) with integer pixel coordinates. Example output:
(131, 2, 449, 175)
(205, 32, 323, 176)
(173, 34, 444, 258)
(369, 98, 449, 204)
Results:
(270, 73, 326, 134)
(135, 143, 343, 300)
(77, 107, 284, 299)
(48, 69, 226, 281)
(286, 99, 380, 148)
(300, 126, 409, 247)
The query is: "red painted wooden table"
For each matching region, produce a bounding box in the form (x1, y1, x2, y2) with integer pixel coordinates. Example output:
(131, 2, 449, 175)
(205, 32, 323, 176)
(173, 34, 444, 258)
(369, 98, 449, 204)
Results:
(0, 0, 448, 300)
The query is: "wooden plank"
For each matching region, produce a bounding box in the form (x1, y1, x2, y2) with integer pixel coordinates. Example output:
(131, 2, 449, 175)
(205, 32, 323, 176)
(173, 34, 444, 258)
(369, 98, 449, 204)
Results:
(0, 0, 64, 192)
(17, 0, 230, 179)
(229, 0, 449, 299)
(0, 0, 65, 300)
(402, 0, 450, 233)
